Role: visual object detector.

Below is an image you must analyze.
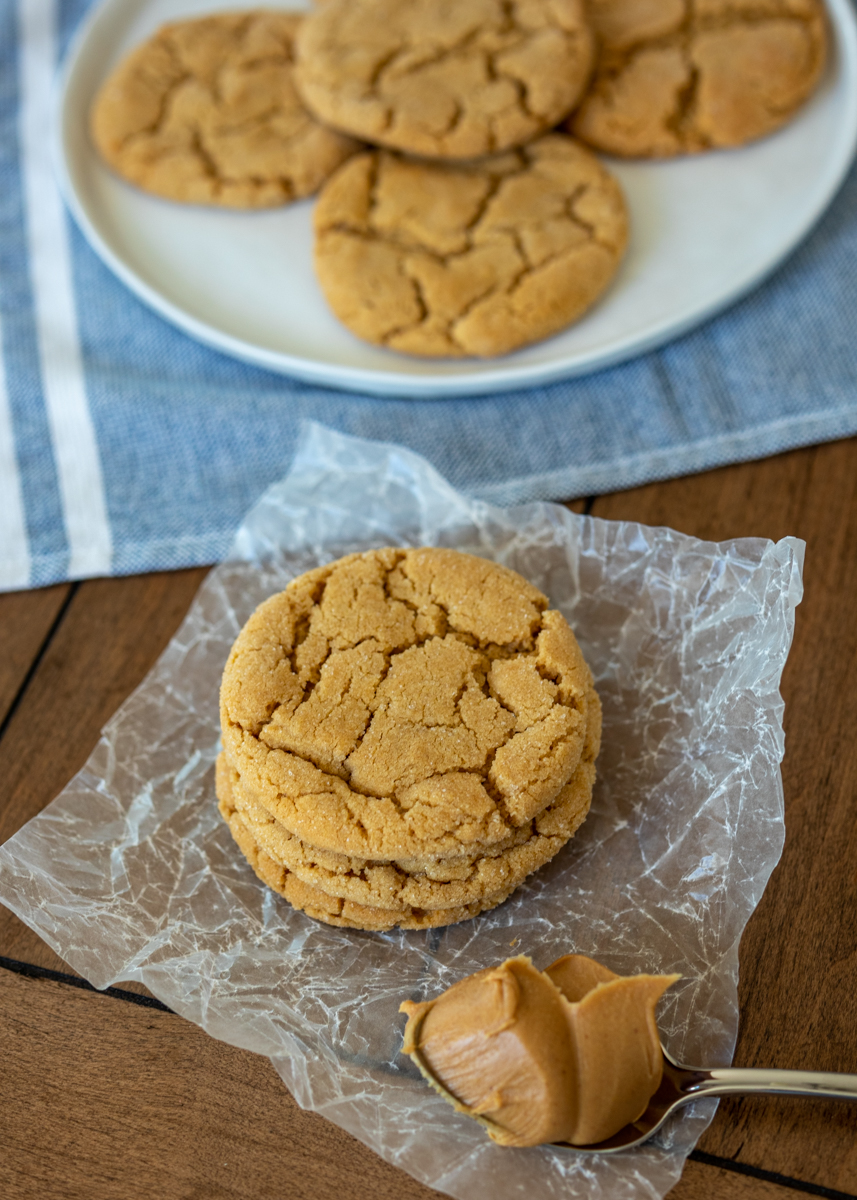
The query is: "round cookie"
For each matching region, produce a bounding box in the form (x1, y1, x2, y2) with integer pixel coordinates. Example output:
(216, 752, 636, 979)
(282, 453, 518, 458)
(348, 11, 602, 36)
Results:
(220, 547, 599, 860)
(91, 11, 361, 208)
(294, 0, 595, 159)
(218, 753, 596, 912)
(313, 136, 628, 358)
(220, 795, 516, 930)
(570, 0, 828, 157)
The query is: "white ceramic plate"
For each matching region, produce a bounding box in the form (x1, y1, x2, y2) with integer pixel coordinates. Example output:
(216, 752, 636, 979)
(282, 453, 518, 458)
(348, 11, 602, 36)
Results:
(57, 0, 857, 398)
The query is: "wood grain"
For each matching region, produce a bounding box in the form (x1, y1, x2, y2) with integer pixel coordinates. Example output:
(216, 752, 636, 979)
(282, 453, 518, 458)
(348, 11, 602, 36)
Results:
(0, 584, 70, 726)
(592, 439, 857, 1192)
(677, 1159, 811, 1200)
(0, 968, 444, 1200)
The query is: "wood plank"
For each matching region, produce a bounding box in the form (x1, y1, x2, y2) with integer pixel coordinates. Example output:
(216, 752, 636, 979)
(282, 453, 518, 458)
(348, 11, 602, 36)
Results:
(0, 568, 208, 975)
(674, 1158, 817, 1200)
(591, 438, 857, 1191)
(0, 968, 445, 1200)
(0, 968, 828, 1200)
(589, 443, 829, 543)
(0, 584, 71, 727)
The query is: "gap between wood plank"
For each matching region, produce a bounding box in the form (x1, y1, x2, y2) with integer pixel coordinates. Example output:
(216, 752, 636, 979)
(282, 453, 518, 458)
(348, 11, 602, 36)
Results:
(0, 582, 78, 745)
(0, 954, 172, 1013)
(688, 1153, 857, 1200)
(1, 954, 854, 1200)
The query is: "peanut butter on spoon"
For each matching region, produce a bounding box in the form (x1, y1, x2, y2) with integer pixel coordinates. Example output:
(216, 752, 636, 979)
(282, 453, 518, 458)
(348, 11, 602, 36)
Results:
(400, 953, 679, 1147)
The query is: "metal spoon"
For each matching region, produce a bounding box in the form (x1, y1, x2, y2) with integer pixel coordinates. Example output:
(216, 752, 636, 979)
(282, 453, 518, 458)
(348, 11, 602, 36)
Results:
(409, 1042, 857, 1154)
(557, 1044, 857, 1153)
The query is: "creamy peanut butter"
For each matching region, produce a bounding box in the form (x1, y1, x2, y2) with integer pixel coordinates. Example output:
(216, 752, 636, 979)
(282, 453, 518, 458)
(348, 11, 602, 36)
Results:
(400, 953, 679, 1147)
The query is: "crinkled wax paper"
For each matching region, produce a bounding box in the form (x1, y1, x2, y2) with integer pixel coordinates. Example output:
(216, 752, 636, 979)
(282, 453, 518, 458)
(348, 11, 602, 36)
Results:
(0, 423, 803, 1200)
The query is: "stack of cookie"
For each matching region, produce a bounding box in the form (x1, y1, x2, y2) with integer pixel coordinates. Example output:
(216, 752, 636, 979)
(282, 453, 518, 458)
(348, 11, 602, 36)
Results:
(90, 0, 828, 359)
(217, 548, 602, 930)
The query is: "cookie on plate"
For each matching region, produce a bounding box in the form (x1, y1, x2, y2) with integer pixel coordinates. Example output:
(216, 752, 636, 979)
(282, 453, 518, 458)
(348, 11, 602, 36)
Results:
(313, 135, 628, 358)
(220, 548, 600, 862)
(570, 0, 828, 157)
(91, 11, 361, 208)
(294, 0, 595, 159)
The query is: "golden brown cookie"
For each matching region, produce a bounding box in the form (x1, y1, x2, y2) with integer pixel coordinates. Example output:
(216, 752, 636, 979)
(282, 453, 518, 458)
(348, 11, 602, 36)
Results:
(220, 547, 599, 860)
(218, 752, 595, 912)
(91, 11, 361, 208)
(220, 794, 516, 929)
(313, 136, 628, 358)
(570, 0, 828, 157)
(294, 0, 595, 159)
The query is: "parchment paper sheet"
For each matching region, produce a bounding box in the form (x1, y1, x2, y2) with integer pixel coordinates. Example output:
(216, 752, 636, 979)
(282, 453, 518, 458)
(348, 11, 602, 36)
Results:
(0, 424, 804, 1200)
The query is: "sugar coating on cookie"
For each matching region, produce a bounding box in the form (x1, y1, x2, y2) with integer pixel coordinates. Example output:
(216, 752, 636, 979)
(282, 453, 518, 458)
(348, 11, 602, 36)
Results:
(91, 11, 361, 208)
(294, 0, 595, 158)
(217, 752, 596, 913)
(313, 136, 628, 358)
(220, 548, 599, 860)
(570, 0, 828, 157)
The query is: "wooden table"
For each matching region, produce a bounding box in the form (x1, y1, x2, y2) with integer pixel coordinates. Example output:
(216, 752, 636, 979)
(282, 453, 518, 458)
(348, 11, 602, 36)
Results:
(2, 439, 856, 1200)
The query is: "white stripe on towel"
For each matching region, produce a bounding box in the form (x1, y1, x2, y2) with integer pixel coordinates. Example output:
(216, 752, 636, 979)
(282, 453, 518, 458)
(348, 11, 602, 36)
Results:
(18, 0, 112, 580)
(0, 308, 31, 589)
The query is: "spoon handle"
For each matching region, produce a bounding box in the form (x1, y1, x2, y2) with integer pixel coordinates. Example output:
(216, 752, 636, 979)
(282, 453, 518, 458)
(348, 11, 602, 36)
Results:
(681, 1066, 857, 1103)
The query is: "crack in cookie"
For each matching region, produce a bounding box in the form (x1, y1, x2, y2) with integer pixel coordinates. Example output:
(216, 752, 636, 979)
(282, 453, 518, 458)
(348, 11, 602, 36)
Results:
(313, 135, 628, 358)
(91, 11, 362, 208)
(294, 0, 595, 159)
(570, 0, 828, 157)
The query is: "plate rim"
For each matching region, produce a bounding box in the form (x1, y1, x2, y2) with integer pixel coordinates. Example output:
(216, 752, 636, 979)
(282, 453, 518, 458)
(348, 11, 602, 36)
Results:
(55, 0, 857, 400)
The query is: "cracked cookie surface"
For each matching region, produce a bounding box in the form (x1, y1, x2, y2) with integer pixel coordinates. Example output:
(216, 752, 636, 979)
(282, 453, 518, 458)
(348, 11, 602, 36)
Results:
(294, 0, 595, 158)
(91, 11, 361, 208)
(570, 0, 828, 157)
(313, 136, 628, 358)
(220, 547, 599, 860)
(217, 752, 595, 913)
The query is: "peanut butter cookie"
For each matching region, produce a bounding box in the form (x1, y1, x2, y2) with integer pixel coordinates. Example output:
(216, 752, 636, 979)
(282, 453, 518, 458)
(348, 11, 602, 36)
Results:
(220, 548, 599, 861)
(218, 753, 595, 913)
(313, 136, 628, 358)
(91, 11, 360, 208)
(220, 794, 516, 929)
(570, 0, 828, 157)
(294, 0, 595, 159)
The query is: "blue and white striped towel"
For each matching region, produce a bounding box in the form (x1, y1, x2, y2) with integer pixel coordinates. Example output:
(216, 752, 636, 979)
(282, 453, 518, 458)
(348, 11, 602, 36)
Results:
(2, 0, 857, 592)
